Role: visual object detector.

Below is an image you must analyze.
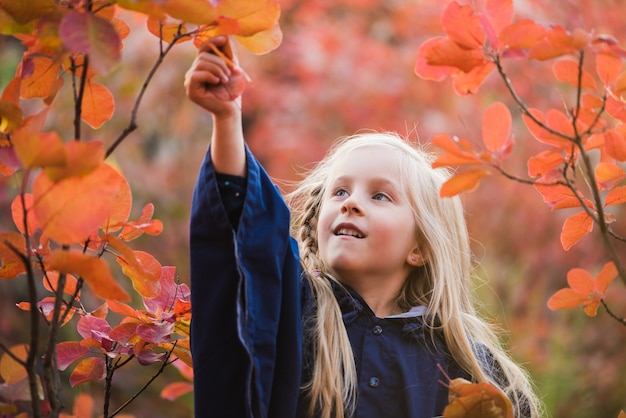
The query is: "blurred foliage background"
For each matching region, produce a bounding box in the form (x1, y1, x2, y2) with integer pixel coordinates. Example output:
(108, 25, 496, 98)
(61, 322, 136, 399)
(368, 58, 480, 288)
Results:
(1, 0, 625, 417)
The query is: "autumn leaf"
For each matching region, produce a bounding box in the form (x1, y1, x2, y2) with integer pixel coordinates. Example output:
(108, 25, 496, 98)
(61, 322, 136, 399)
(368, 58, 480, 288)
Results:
(533, 183, 592, 210)
(452, 61, 496, 95)
(596, 51, 623, 86)
(19, 56, 61, 99)
(69, 357, 105, 387)
(561, 211, 594, 250)
(431, 134, 483, 167)
(528, 26, 588, 61)
(527, 150, 566, 178)
(553, 59, 597, 90)
(11, 128, 66, 169)
(548, 262, 617, 316)
(46, 249, 130, 301)
(42, 271, 79, 296)
(80, 79, 115, 129)
(56, 341, 90, 371)
(421, 37, 487, 74)
(118, 203, 164, 241)
(595, 162, 626, 190)
(498, 19, 547, 52)
(146, 17, 192, 43)
(161, 381, 193, 401)
(116, 250, 162, 298)
(0, 0, 55, 25)
(0, 101, 22, 134)
(603, 128, 626, 161)
(605, 186, 626, 206)
(0, 231, 26, 279)
(442, 2, 485, 50)
(33, 162, 125, 244)
(59, 11, 122, 74)
(234, 22, 282, 55)
(11, 193, 38, 236)
(45, 140, 105, 182)
(0, 344, 28, 384)
(443, 377, 513, 418)
(440, 169, 490, 197)
(482, 102, 512, 155)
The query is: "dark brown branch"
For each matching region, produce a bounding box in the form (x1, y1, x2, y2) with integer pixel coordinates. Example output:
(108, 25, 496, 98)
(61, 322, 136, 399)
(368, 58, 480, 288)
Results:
(602, 299, 626, 327)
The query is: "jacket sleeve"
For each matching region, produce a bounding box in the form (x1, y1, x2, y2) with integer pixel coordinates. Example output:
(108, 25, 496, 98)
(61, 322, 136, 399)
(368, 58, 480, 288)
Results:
(189, 145, 302, 418)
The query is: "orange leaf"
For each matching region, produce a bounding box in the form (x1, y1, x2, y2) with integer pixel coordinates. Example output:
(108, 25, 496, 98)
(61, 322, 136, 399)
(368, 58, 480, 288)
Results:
(0, 101, 23, 134)
(566, 268, 594, 294)
(11, 193, 39, 236)
(0, 0, 55, 24)
(118, 203, 164, 241)
(0, 232, 27, 279)
(69, 357, 105, 387)
(45, 140, 105, 182)
(595, 162, 626, 190)
(431, 134, 482, 167)
(234, 22, 283, 55)
(43, 271, 79, 296)
(11, 129, 66, 169)
(441, 2, 484, 49)
(116, 250, 162, 298)
(444, 377, 513, 418)
(440, 169, 490, 197)
(146, 17, 192, 43)
(33, 163, 126, 244)
(81, 79, 115, 129)
(46, 249, 130, 301)
(56, 341, 90, 371)
(0, 344, 29, 384)
(70, 393, 95, 418)
(160, 0, 218, 25)
(482, 102, 512, 154)
(527, 150, 565, 178)
(522, 109, 570, 147)
(605, 186, 626, 206)
(547, 288, 588, 311)
(452, 61, 496, 95)
(415, 37, 459, 81)
(596, 52, 623, 86)
(485, 0, 514, 35)
(603, 128, 626, 161)
(595, 261, 617, 295)
(213, 0, 280, 38)
(498, 19, 546, 51)
(19, 56, 61, 99)
(533, 183, 589, 210)
(160, 381, 193, 401)
(528, 26, 588, 61)
(553, 59, 597, 90)
(423, 37, 487, 74)
(561, 211, 593, 250)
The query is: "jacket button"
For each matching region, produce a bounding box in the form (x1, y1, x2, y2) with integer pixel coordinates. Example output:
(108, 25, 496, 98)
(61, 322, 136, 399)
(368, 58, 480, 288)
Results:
(368, 377, 380, 388)
(372, 325, 383, 335)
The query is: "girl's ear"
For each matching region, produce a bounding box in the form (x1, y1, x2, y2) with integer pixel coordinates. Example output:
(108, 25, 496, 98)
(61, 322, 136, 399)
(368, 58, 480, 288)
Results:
(407, 246, 427, 267)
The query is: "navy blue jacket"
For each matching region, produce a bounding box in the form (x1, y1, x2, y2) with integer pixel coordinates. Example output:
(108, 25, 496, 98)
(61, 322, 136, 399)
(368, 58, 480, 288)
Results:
(190, 146, 470, 418)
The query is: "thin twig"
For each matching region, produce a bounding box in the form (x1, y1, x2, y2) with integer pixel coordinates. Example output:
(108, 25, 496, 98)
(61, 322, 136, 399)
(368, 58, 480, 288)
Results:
(602, 300, 626, 327)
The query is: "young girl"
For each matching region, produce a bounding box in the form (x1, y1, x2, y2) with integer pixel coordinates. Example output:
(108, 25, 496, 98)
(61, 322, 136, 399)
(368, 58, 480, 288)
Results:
(185, 36, 541, 418)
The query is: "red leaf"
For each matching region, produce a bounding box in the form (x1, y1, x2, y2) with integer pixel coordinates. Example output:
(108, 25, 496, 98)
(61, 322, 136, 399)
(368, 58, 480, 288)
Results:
(561, 211, 593, 250)
(56, 341, 90, 371)
(59, 11, 121, 74)
(603, 128, 626, 161)
(70, 357, 105, 387)
(439, 169, 490, 197)
(482, 102, 512, 154)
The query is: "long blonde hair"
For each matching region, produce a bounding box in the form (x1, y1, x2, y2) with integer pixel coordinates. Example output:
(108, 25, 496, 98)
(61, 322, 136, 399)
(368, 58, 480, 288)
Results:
(288, 132, 541, 418)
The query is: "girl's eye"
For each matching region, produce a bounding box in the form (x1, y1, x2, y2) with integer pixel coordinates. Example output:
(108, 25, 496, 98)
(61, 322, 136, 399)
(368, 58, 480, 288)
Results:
(373, 193, 390, 201)
(334, 189, 348, 197)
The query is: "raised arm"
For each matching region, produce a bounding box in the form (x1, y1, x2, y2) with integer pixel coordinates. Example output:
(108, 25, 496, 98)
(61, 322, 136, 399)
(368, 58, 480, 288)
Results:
(184, 35, 246, 176)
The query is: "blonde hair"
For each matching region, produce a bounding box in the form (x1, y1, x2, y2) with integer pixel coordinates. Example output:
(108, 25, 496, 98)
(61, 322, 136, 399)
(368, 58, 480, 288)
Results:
(287, 132, 541, 418)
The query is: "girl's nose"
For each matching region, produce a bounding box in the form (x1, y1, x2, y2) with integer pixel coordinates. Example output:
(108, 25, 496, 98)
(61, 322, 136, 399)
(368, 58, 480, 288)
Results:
(340, 195, 363, 215)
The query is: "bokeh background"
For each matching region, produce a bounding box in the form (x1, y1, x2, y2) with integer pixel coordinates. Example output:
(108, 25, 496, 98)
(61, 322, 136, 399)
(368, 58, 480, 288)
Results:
(1, 0, 625, 417)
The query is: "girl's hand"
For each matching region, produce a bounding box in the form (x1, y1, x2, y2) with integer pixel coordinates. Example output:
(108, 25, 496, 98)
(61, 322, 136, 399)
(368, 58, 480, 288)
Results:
(184, 36, 246, 117)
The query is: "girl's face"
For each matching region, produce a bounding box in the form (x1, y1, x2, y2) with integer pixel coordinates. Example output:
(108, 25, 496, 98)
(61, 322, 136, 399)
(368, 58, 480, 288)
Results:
(316, 146, 423, 287)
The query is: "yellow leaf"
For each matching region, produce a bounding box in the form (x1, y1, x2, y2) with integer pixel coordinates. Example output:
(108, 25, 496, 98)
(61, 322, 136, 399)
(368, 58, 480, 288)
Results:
(0, 344, 29, 384)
